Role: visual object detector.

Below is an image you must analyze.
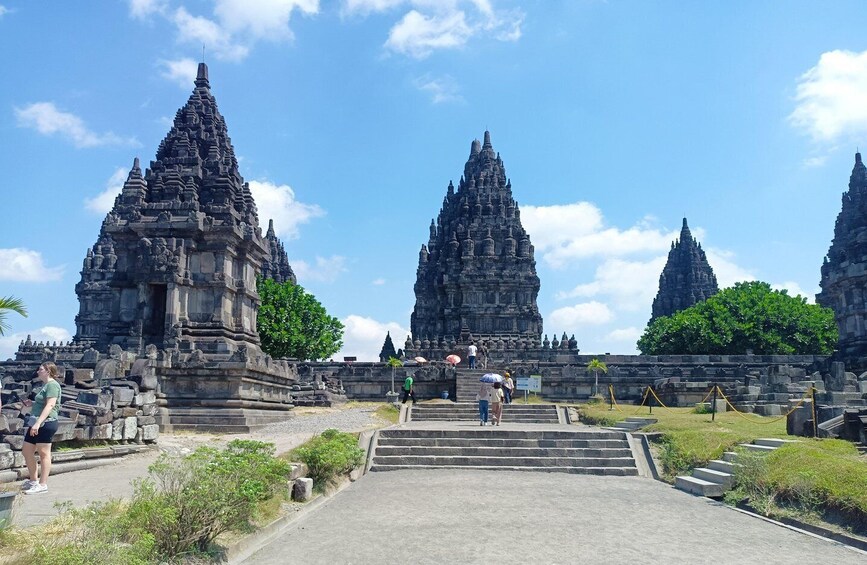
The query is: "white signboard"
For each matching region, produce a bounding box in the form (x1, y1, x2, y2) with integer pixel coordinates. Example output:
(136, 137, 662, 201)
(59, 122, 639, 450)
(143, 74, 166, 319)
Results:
(516, 375, 542, 392)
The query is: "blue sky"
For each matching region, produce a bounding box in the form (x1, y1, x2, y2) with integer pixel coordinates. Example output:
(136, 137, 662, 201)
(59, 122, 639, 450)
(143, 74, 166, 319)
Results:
(1, 1, 866, 361)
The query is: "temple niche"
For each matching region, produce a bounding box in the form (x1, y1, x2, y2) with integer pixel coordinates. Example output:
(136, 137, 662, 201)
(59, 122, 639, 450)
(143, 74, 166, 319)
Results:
(817, 152, 867, 368)
(410, 131, 543, 346)
(649, 217, 719, 323)
(73, 62, 293, 359)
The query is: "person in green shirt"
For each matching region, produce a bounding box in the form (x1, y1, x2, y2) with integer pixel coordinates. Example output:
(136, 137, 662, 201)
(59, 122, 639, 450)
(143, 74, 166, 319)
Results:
(401, 375, 416, 404)
(22, 362, 63, 495)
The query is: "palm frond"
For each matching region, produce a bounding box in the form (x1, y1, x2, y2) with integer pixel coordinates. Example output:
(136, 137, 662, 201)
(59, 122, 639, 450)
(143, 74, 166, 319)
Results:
(0, 295, 28, 336)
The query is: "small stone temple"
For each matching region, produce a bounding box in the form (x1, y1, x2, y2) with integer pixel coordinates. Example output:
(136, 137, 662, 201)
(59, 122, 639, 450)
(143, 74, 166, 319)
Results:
(410, 131, 543, 348)
(818, 152, 867, 370)
(649, 217, 719, 322)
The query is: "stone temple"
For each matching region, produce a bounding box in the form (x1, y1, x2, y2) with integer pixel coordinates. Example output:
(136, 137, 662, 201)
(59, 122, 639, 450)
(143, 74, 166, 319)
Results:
(818, 152, 867, 369)
(410, 131, 543, 349)
(74, 62, 292, 358)
(649, 217, 719, 322)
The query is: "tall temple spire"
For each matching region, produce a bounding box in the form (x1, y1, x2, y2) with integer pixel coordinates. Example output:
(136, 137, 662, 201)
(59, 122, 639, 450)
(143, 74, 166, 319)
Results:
(817, 151, 867, 368)
(649, 217, 718, 323)
(195, 62, 209, 88)
(411, 131, 542, 343)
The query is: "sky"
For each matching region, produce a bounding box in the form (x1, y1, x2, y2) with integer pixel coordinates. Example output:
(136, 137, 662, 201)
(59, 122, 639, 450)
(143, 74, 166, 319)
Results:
(1, 1, 866, 361)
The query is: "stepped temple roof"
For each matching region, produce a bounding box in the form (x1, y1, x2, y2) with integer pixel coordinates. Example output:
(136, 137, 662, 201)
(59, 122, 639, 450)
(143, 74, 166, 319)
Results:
(410, 131, 543, 344)
(74, 63, 292, 356)
(649, 217, 719, 322)
(818, 152, 867, 365)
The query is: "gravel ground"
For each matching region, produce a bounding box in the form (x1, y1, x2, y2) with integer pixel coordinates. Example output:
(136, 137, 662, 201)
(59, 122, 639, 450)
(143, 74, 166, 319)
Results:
(158, 404, 392, 456)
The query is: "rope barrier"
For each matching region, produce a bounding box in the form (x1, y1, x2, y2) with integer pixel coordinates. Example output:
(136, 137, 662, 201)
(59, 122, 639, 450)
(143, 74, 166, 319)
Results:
(714, 385, 813, 424)
(607, 385, 651, 416)
(646, 386, 678, 414)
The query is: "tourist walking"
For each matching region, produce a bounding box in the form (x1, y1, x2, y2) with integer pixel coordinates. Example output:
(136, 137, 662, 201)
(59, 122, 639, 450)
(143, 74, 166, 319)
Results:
(22, 362, 63, 495)
(402, 374, 416, 404)
(503, 372, 514, 404)
(479, 344, 489, 369)
(468, 342, 478, 369)
(477, 381, 492, 425)
(490, 382, 505, 425)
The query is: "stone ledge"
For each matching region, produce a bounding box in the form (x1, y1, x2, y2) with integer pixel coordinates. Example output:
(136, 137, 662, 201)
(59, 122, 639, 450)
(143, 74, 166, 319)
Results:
(735, 501, 867, 553)
(0, 444, 153, 483)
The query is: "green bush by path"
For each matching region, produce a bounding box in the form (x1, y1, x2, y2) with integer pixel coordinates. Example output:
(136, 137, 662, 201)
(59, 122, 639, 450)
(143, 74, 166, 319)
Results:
(290, 429, 365, 491)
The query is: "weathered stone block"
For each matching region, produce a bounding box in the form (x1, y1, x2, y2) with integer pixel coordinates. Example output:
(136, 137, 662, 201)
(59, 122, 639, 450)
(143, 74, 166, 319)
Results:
(92, 424, 113, 439)
(77, 391, 113, 409)
(130, 373, 159, 391)
(292, 477, 313, 501)
(58, 407, 80, 422)
(70, 368, 94, 383)
(140, 404, 156, 416)
(132, 391, 156, 406)
(111, 418, 125, 441)
(136, 416, 156, 426)
(123, 417, 138, 440)
(141, 424, 159, 441)
(0, 445, 13, 470)
(75, 427, 90, 441)
(121, 407, 139, 417)
(5, 435, 24, 450)
(113, 387, 135, 407)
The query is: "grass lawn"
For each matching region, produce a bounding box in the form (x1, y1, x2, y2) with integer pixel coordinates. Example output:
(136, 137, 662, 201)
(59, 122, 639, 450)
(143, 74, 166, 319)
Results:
(579, 403, 791, 477)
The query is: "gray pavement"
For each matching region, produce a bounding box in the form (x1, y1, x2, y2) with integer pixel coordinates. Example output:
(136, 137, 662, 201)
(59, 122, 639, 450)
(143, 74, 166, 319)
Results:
(242, 469, 866, 565)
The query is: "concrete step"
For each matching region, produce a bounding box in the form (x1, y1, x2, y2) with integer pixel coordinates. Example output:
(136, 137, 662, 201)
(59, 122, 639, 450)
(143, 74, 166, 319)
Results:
(378, 429, 625, 441)
(374, 446, 635, 458)
(693, 467, 733, 488)
(722, 451, 739, 462)
(370, 455, 637, 468)
(753, 438, 797, 448)
(739, 443, 777, 454)
(708, 459, 738, 474)
(625, 417, 658, 424)
(377, 437, 629, 449)
(675, 475, 726, 497)
(369, 464, 639, 476)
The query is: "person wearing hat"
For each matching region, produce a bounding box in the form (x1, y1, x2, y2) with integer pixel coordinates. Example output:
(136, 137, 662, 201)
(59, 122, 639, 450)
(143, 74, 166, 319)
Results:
(503, 372, 514, 404)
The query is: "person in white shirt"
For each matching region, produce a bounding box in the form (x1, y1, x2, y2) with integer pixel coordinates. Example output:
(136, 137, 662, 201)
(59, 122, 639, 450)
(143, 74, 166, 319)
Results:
(468, 343, 478, 369)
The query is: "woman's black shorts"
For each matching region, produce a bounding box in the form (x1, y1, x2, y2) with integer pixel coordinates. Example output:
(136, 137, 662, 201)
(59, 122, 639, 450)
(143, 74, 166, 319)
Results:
(24, 419, 58, 445)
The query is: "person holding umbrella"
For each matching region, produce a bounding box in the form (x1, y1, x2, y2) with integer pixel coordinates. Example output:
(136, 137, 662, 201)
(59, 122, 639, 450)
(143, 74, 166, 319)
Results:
(477, 380, 492, 425)
(490, 381, 505, 425)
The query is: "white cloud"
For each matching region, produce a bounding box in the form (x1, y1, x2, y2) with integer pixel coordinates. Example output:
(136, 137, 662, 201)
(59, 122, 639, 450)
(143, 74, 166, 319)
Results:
(172, 7, 250, 62)
(772, 281, 816, 303)
(14, 102, 138, 148)
(248, 179, 324, 239)
(548, 301, 613, 330)
(557, 256, 667, 312)
(521, 202, 680, 268)
(803, 155, 828, 168)
(0, 326, 73, 362)
(335, 315, 410, 362)
(605, 327, 642, 343)
(0, 5, 9, 18)
(386, 9, 473, 58)
(704, 248, 756, 288)
(291, 255, 348, 283)
(84, 167, 128, 214)
(372, 278, 386, 285)
(790, 49, 867, 142)
(129, 0, 167, 19)
(0, 249, 64, 282)
(214, 0, 318, 41)
(413, 73, 464, 104)
(159, 58, 199, 88)
(344, 1, 522, 58)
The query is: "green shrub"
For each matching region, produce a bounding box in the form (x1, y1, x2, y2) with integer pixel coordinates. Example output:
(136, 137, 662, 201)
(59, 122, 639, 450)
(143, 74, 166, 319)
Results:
(292, 429, 365, 490)
(692, 403, 713, 414)
(127, 439, 291, 558)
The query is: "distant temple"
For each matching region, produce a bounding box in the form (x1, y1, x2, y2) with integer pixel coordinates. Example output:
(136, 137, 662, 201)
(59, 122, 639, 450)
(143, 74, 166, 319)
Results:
(649, 217, 719, 323)
(73, 62, 293, 357)
(378, 331, 397, 362)
(818, 152, 867, 368)
(409, 131, 543, 348)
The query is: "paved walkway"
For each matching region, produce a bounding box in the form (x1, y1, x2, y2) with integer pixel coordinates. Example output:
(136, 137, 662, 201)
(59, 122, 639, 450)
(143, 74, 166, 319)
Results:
(242, 469, 866, 565)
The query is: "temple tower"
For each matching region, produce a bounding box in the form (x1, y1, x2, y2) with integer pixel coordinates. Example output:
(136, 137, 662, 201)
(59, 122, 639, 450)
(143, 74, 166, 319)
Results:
(261, 219, 296, 284)
(410, 131, 543, 345)
(650, 218, 719, 322)
(74, 63, 282, 357)
(817, 152, 867, 365)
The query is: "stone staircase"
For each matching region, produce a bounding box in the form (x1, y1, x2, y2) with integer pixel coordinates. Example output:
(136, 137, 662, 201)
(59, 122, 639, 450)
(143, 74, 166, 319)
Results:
(675, 438, 797, 498)
(369, 428, 638, 475)
(605, 417, 657, 432)
(455, 369, 498, 402)
(411, 402, 561, 424)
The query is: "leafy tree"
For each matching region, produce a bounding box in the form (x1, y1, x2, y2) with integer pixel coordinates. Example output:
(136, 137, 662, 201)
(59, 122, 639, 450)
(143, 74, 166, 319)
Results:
(637, 281, 837, 355)
(257, 277, 344, 361)
(0, 295, 27, 335)
(586, 358, 608, 397)
(386, 356, 403, 394)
